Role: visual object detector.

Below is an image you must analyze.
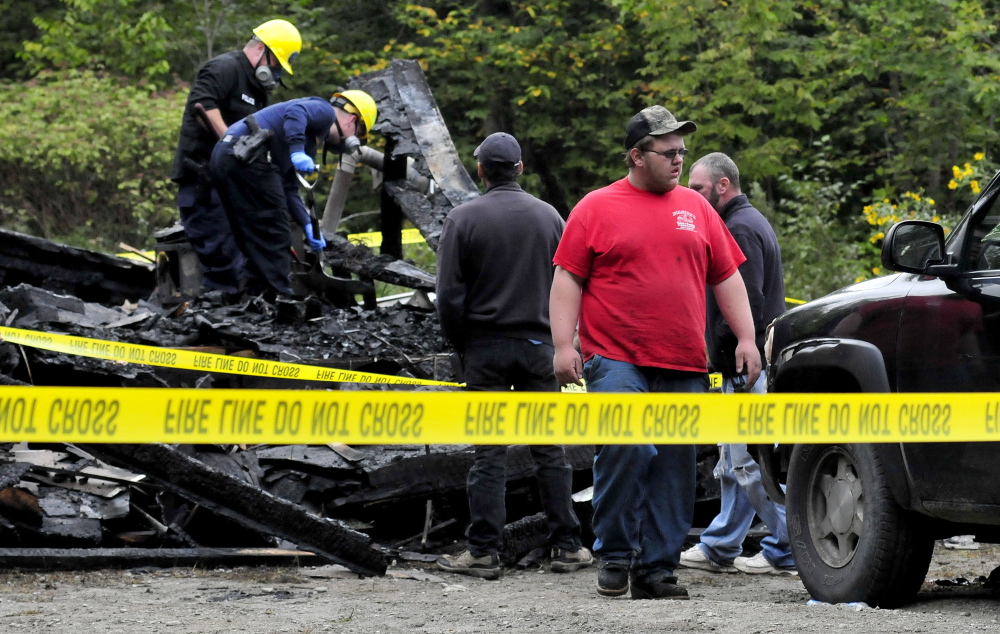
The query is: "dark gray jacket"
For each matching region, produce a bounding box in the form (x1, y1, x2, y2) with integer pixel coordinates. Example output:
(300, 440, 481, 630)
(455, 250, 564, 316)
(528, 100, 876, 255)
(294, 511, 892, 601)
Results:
(706, 194, 785, 377)
(436, 182, 564, 349)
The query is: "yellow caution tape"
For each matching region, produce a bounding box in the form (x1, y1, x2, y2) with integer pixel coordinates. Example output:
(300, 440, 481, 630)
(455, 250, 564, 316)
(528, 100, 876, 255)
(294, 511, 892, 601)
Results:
(347, 228, 426, 248)
(116, 250, 156, 263)
(0, 327, 459, 387)
(0, 386, 993, 444)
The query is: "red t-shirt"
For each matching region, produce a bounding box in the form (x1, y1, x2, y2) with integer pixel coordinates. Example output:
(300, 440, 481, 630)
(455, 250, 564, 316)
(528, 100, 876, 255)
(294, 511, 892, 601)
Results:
(554, 178, 746, 372)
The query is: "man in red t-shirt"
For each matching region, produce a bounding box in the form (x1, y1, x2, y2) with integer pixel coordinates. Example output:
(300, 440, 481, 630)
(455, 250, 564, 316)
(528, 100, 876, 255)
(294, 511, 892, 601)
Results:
(550, 106, 761, 600)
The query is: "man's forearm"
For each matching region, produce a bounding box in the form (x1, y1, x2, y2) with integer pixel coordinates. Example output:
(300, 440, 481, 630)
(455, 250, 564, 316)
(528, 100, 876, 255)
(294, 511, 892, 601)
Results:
(549, 267, 583, 347)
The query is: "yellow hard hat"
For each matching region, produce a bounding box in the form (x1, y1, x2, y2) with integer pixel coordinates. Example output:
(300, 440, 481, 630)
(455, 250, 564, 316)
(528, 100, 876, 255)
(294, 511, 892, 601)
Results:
(253, 19, 301, 75)
(332, 90, 378, 141)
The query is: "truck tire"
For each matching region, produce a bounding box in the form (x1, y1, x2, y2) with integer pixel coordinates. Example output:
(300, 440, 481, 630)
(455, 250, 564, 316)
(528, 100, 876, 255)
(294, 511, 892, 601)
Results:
(786, 443, 933, 607)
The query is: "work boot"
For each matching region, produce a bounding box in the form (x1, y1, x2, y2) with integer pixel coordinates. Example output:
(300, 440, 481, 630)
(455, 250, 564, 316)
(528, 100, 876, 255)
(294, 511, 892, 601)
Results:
(629, 571, 690, 600)
(436, 550, 501, 580)
(679, 545, 737, 573)
(596, 560, 630, 597)
(550, 546, 594, 573)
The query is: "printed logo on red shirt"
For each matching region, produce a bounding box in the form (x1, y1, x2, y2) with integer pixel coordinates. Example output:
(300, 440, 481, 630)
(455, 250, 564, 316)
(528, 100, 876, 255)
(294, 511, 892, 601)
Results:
(673, 210, 697, 232)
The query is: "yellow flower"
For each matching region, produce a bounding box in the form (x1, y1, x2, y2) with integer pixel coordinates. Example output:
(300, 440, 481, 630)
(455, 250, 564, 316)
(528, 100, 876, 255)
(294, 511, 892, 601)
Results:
(975, 152, 986, 161)
(932, 215, 940, 222)
(872, 267, 881, 276)
(971, 181, 981, 194)
(883, 198, 890, 204)
(854, 275, 866, 283)
(948, 180, 958, 190)
(869, 232, 885, 243)
(927, 198, 935, 205)
(953, 165, 962, 178)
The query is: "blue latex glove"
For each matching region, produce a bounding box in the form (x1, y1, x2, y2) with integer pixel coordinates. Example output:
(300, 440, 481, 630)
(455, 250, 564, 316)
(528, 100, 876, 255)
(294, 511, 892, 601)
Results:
(291, 151, 316, 173)
(303, 223, 326, 252)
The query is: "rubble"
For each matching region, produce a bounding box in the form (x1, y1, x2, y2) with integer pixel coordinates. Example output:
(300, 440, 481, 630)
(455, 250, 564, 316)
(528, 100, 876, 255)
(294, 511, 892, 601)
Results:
(0, 60, 726, 574)
(0, 227, 154, 305)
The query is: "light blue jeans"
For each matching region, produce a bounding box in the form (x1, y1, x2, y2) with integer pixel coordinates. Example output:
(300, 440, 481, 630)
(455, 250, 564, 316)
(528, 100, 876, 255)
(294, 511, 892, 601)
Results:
(697, 369, 794, 568)
(585, 354, 708, 581)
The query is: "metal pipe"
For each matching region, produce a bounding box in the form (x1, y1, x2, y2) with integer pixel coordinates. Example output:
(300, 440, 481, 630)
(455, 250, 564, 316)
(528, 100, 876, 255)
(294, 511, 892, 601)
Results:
(321, 148, 434, 238)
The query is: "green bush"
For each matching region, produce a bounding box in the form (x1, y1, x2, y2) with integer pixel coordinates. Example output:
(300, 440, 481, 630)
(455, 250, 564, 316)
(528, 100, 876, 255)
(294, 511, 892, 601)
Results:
(0, 69, 182, 251)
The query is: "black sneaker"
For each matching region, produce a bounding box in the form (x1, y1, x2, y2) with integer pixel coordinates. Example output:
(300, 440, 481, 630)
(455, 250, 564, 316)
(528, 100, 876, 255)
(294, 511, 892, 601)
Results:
(596, 561, 630, 597)
(436, 550, 502, 580)
(629, 572, 690, 600)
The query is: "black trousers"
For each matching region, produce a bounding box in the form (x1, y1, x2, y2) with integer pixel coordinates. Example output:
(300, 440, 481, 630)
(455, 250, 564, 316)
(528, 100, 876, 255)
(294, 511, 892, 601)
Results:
(177, 182, 247, 293)
(463, 335, 582, 556)
(210, 145, 294, 296)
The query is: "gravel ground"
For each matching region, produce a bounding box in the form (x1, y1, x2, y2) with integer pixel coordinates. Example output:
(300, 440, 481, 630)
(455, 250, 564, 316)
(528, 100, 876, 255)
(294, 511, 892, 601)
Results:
(1, 542, 997, 633)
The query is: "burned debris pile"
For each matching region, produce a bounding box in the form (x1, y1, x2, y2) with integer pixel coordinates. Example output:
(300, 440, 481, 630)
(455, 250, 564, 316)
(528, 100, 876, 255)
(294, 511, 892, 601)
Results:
(0, 60, 727, 574)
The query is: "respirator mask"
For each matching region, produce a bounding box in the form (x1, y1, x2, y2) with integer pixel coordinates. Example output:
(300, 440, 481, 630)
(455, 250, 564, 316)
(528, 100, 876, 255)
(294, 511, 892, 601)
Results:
(255, 49, 282, 90)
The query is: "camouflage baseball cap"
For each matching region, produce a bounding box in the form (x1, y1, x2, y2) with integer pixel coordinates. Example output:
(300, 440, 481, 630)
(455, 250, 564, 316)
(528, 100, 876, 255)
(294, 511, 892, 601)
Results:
(624, 106, 697, 149)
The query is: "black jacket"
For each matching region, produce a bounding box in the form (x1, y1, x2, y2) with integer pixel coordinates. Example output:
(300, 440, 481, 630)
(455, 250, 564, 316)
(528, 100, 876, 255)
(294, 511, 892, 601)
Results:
(436, 182, 565, 348)
(706, 194, 785, 377)
(171, 51, 269, 184)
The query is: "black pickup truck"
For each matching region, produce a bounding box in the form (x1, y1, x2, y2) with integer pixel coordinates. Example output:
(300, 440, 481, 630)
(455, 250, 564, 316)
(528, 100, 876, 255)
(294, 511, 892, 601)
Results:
(755, 172, 1000, 607)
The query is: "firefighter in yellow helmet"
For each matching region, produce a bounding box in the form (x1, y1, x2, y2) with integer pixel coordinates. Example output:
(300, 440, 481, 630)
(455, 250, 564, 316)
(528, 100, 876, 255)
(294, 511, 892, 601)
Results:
(171, 19, 302, 294)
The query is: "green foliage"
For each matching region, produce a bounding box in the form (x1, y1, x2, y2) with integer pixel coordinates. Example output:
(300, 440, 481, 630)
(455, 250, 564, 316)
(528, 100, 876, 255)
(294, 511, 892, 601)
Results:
(21, 0, 173, 86)
(0, 70, 182, 251)
(772, 137, 865, 300)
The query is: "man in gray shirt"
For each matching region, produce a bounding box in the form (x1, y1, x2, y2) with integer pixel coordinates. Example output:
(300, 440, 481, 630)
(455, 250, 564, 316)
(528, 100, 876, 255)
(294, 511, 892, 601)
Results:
(435, 133, 591, 579)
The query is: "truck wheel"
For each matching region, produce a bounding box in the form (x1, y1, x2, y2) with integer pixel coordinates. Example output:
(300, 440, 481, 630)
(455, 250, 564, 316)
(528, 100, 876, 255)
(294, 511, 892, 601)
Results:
(786, 443, 933, 607)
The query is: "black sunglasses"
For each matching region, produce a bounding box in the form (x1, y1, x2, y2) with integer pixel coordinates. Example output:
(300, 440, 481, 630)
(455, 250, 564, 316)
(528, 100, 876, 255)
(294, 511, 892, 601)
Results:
(644, 148, 689, 160)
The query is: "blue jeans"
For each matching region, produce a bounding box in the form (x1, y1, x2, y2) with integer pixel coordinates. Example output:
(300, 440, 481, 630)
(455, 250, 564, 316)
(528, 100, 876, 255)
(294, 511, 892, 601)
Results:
(697, 369, 794, 568)
(585, 354, 707, 580)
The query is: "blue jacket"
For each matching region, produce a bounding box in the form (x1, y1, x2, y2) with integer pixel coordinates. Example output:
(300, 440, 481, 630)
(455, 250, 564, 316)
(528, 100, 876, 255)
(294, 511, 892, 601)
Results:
(225, 97, 335, 227)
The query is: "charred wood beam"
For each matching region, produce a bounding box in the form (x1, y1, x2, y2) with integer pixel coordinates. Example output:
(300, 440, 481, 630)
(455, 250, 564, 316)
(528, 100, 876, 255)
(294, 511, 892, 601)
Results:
(0, 547, 320, 571)
(380, 137, 405, 259)
(324, 235, 435, 291)
(350, 59, 481, 251)
(83, 443, 387, 576)
(0, 228, 154, 305)
(331, 444, 594, 508)
(500, 512, 548, 566)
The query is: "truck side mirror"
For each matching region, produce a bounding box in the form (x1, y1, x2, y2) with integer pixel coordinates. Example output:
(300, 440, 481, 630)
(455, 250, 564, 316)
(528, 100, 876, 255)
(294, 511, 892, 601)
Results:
(881, 220, 946, 274)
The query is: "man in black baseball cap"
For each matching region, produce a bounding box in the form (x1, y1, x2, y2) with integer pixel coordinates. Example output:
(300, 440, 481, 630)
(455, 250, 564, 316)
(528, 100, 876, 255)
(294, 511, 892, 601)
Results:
(473, 131, 522, 164)
(436, 131, 591, 580)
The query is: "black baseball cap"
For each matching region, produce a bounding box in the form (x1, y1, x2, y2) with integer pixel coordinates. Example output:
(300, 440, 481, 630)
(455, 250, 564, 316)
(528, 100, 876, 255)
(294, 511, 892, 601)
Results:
(474, 132, 521, 165)
(624, 106, 697, 149)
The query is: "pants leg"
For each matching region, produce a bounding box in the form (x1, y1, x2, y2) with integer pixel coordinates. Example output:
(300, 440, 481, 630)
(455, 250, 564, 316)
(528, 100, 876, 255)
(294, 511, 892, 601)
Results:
(698, 443, 756, 563)
(585, 355, 652, 565)
(729, 443, 794, 567)
(177, 183, 246, 292)
(530, 444, 581, 551)
(634, 444, 697, 577)
(210, 146, 294, 296)
(632, 370, 706, 578)
(702, 369, 792, 567)
(466, 445, 509, 557)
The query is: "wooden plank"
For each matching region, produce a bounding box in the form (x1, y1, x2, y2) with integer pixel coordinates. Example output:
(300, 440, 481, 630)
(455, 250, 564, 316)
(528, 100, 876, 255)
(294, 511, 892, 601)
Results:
(83, 443, 387, 577)
(0, 547, 319, 570)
